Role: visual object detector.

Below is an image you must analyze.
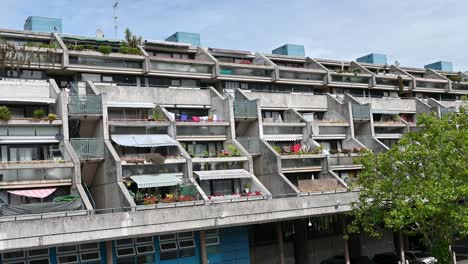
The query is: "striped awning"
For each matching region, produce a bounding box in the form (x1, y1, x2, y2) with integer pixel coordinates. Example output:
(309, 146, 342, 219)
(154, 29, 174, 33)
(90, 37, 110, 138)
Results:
(0, 97, 55, 104)
(107, 101, 155, 108)
(263, 134, 303, 142)
(8, 188, 57, 198)
(0, 136, 59, 144)
(194, 169, 253, 181)
(111, 134, 178, 148)
(130, 174, 181, 188)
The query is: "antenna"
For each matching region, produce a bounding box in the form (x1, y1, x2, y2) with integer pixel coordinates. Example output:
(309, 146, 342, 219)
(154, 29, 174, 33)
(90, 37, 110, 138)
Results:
(113, 0, 119, 39)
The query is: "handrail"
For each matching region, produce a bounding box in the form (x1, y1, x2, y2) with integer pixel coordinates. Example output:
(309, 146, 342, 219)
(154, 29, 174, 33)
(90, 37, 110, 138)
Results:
(0, 190, 359, 222)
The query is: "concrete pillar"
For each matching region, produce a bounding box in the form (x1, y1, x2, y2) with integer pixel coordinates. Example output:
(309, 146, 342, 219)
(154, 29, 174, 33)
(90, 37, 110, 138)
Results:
(294, 219, 309, 264)
(106, 241, 113, 264)
(342, 218, 350, 264)
(276, 222, 285, 264)
(199, 230, 208, 264)
(398, 230, 406, 264)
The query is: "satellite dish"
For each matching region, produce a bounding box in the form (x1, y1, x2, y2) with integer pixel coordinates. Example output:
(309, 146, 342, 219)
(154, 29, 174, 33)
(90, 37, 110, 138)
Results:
(96, 28, 105, 39)
(394, 60, 400, 67)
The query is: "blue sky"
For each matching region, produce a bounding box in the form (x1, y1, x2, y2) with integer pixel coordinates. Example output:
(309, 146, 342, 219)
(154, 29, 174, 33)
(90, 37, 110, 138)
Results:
(2, 0, 467, 70)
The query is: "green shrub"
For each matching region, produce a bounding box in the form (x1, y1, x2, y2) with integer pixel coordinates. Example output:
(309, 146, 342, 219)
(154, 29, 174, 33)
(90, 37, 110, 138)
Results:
(33, 109, 45, 119)
(127, 48, 141, 55)
(47, 113, 57, 121)
(0, 106, 11, 121)
(84, 44, 95, 50)
(119, 45, 130, 54)
(68, 45, 84, 51)
(98, 45, 112, 55)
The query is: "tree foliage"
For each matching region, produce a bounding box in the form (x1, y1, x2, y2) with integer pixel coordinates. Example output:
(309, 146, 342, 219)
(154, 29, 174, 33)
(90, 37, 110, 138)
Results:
(124, 28, 142, 49)
(349, 106, 468, 263)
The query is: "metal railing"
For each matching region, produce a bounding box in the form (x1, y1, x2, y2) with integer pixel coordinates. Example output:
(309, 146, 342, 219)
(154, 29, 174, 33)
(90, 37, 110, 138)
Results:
(68, 95, 102, 115)
(352, 104, 371, 120)
(440, 107, 456, 116)
(234, 100, 258, 119)
(70, 138, 105, 159)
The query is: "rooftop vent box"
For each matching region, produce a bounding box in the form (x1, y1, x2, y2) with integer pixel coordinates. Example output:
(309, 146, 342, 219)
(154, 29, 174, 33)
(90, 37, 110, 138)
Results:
(24, 16, 62, 33)
(272, 44, 305, 57)
(165, 32, 200, 47)
(424, 61, 453, 72)
(356, 53, 387, 65)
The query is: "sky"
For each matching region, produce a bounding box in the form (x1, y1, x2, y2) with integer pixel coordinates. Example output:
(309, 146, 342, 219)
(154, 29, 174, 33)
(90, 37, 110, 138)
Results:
(1, 0, 467, 70)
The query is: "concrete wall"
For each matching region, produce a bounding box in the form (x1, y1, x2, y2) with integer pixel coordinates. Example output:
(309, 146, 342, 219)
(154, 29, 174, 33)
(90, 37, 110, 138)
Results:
(246, 92, 328, 110)
(307, 235, 346, 263)
(251, 241, 296, 264)
(90, 140, 134, 209)
(357, 97, 417, 113)
(97, 85, 212, 107)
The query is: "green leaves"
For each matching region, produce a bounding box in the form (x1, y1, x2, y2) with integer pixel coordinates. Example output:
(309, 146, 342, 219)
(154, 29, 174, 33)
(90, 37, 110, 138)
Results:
(349, 106, 468, 262)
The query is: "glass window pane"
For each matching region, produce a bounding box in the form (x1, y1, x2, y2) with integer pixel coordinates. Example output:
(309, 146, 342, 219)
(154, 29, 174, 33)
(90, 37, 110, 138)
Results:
(28, 249, 49, 257)
(29, 259, 50, 264)
(80, 252, 100, 261)
(159, 234, 175, 241)
(57, 246, 77, 254)
(178, 240, 195, 249)
(57, 255, 78, 264)
(116, 248, 135, 257)
(177, 232, 193, 239)
(116, 238, 134, 247)
(159, 242, 177, 251)
(79, 243, 99, 251)
(3, 251, 25, 259)
(135, 237, 153, 244)
(206, 237, 219, 246)
(136, 245, 154, 254)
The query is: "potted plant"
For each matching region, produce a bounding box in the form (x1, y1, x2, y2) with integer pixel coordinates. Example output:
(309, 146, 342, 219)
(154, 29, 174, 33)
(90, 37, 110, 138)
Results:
(162, 194, 176, 203)
(135, 192, 145, 205)
(243, 182, 252, 193)
(33, 109, 45, 120)
(143, 195, 158, 205)
(145, 153, 165, 164)
(0, 106, 11, 122)
(226, 144, 241, 157)
(47, 113, 57, 122)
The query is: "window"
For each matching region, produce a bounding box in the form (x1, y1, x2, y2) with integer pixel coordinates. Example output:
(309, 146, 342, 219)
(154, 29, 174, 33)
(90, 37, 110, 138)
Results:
(159, 232, 196, 260)
(57, 243, 100, 264)
(2, 249, 50, 264)
(205, 229, 220, 246)
(114, 237, 154, 264)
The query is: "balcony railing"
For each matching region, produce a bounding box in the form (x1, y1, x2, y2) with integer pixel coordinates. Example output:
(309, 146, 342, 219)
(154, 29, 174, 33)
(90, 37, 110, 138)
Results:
(220, 67, 271, 77)
(234, 101, 258, 119)
(69, 56, 142, 69)
(352, 104, 371, 120)
(69, 95, 102, 115)
(70, 138, 105, 159)
(150, 61, 212, 74)
(0, 168, 72, 183)
(331, 75, 370, 84)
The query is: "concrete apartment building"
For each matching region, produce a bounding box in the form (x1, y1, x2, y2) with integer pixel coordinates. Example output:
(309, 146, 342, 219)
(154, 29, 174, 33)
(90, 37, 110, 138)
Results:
(0, 22, 466, 264)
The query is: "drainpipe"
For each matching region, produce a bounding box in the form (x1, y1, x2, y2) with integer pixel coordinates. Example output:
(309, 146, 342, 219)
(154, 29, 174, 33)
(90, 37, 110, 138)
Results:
(106, 241, 113, 264)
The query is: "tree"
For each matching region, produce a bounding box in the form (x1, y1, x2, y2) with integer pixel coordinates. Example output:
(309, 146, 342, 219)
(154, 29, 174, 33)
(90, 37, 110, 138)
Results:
(348, 107, 468, 264)
(124, 28, 142, 48)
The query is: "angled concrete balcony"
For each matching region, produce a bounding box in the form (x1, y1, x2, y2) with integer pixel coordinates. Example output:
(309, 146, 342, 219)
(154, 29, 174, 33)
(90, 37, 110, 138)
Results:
(67, 50, 144, 74)
(68, 95, 102, 118)
(176, 126, 229, 141)
(70, 138, 105, 161)
(244, 91, 328, 111)
(0, 167, 73, 189)
(149, 57, 214, 79)
(277, 67, 327, 85)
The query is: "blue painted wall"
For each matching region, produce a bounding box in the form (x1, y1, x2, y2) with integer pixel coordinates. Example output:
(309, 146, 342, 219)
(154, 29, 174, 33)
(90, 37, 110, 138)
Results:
(357, 53, 387, 65)
(165, 32, 201, 47)
(272, 44, 305, 57)
(208, 227, 250, 264)
(424, 61, 453, 72)
(24, 16, 62, 33)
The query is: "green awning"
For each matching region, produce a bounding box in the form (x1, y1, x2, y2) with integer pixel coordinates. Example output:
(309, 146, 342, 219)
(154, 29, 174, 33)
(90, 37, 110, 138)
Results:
(130, 174, 181, 188)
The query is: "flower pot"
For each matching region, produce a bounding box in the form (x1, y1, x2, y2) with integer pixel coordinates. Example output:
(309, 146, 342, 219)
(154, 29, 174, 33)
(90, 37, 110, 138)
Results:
(244, 188, 250, 193)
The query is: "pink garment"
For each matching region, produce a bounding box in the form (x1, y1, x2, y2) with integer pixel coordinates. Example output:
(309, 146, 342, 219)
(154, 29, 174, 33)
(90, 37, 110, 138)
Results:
(192, 116, 200, 122)
(8, 188, 57, 199)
